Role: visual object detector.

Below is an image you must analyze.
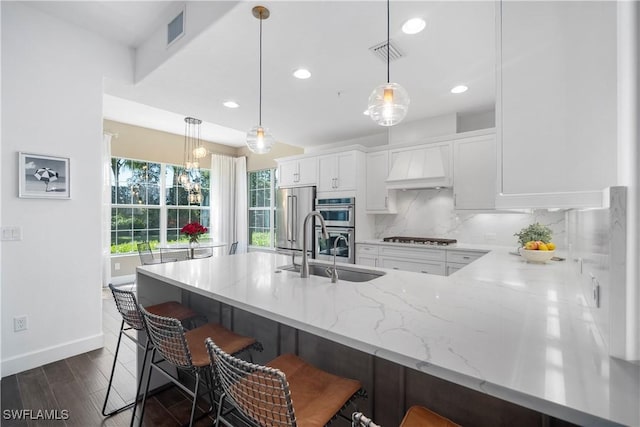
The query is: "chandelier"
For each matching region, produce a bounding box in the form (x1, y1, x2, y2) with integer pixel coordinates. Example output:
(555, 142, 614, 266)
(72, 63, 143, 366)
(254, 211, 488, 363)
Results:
(178, 116, 204, 204)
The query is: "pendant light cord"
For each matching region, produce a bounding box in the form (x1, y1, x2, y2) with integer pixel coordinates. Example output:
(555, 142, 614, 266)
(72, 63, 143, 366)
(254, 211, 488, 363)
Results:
(386, 0, 390, 83)
(259, 13, 263, 127)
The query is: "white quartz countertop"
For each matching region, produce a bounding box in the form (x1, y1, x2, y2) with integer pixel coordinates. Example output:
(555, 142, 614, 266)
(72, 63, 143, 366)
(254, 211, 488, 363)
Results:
(138, 249, 639, 426)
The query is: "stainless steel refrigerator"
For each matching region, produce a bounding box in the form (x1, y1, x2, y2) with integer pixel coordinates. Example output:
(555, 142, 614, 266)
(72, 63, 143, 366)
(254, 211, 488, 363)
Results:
(275, 186, 316, 257)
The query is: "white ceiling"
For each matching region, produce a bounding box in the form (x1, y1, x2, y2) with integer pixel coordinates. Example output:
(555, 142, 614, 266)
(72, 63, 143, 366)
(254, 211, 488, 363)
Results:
(29, 1, 496, 149)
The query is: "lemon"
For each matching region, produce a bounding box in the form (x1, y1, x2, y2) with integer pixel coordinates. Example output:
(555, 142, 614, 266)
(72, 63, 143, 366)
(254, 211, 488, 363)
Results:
(546, 242, 556, 251)
(538, 243, 549, 251)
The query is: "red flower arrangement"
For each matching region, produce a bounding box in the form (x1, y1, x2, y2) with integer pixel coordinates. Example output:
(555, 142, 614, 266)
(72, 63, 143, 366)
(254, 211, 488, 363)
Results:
(180, 222, 208, 243)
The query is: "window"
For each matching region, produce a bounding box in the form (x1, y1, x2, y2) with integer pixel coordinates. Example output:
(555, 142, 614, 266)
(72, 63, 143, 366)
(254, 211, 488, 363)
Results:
(110, 157, 210, 254)
(248, 169, 276, 248)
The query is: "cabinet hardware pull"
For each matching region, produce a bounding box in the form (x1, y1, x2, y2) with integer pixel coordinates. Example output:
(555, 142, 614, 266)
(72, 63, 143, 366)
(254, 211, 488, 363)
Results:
(392, 267, 399, 270)
(421, 270, 428, 273)
(384, 196, 388, 208)
(462, 256, 470, 259)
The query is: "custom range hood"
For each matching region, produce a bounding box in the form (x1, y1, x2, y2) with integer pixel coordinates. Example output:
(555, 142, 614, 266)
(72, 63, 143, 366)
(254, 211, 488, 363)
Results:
(386, 144, 452, 189)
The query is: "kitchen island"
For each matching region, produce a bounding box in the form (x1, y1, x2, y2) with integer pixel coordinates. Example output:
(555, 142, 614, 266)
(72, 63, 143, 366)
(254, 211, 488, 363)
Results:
(136, 249, 639, 427)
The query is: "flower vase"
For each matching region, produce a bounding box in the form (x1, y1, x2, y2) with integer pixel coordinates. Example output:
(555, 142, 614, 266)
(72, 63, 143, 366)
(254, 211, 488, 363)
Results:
(189, 237, 199, 259)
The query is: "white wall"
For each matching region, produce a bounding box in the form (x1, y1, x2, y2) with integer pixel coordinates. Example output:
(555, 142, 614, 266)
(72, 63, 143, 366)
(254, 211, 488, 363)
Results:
(1, 2, 133, 376)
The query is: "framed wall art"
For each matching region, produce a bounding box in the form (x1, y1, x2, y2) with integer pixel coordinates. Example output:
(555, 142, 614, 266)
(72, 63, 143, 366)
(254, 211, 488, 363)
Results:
(19, 152, 70, 199)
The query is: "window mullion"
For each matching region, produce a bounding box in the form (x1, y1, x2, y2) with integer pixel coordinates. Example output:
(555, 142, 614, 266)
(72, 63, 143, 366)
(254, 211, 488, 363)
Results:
(159, 163, 167, 244)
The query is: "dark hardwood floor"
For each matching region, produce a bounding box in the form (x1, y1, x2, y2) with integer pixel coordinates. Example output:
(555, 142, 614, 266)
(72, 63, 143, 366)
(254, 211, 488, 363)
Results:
(0, 287, 215, 427)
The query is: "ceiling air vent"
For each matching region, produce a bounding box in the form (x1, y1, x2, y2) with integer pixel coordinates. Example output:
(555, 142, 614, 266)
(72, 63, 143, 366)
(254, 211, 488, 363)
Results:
(369, 39, 404, 63)
(167, 10, 185, 46)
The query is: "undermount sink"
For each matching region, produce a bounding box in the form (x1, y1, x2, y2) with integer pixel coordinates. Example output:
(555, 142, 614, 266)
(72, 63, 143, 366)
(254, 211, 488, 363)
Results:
(279, 262, 385, 283)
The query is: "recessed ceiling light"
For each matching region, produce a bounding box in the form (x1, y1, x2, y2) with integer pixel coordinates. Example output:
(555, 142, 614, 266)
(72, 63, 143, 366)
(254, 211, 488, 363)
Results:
(402, 18, 426, 35)
(223, 101, 239, 108)
(450, 85, 468, 94)
(293, 68, 311, 79)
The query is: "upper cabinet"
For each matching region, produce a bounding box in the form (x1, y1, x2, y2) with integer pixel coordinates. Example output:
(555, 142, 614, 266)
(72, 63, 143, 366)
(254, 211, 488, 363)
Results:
(278, 157, 317, 188)
(366, 151, 396, 213)
(498, 1, 617, 208)
(453, 134, 496, 210)
(317, 151, 357, 192)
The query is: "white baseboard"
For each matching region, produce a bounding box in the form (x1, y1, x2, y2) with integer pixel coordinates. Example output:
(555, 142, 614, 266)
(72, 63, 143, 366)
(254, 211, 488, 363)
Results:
(109, 274, 136, 286)
(1, 333, 104, 378)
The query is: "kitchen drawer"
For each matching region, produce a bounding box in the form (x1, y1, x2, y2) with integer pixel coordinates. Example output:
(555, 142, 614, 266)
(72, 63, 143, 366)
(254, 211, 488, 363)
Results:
(446, 262, 467, 276)
(357, 244, 379, 256)
(379, 257, 446, 276)
(446, 250, 487, 265)
(379, 246, 445, 262)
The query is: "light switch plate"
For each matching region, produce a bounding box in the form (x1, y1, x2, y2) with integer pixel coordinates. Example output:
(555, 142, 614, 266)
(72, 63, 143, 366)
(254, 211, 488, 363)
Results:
(1, 226, 22, 241)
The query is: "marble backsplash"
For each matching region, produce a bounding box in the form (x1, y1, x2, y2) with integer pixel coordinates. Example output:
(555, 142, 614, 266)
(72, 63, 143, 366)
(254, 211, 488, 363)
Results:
(374, 188, 567, 248)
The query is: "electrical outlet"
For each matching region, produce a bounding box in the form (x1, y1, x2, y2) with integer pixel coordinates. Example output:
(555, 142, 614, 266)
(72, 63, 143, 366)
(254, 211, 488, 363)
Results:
(114, 262, 121, 271)
(14, 316, 28, 332)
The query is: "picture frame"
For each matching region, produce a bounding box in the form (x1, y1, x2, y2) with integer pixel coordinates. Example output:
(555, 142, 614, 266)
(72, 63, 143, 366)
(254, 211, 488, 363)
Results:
(18, 152, 70, 199)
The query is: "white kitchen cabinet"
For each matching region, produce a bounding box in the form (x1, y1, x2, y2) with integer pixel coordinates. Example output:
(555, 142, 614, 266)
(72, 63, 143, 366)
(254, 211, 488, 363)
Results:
(380, 257, 446, 275)
(378, 246, 446, 276)
(278, 157, 317, 188)
(357, 244, 487, 276)
(356, 244, 379, 267)
(498, 1, 617, 208)
(365, 151, 396, 213)
(318, 152, 357, 192)
(453, 135, 496, 210)
(446, 263, 465, 276)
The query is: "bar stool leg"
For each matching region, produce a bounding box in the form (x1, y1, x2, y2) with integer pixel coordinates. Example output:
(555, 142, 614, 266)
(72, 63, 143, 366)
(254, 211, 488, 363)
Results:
(188, 372, 200, 427)
(102, 320, 125, 417)
(132, 347, 155, 427)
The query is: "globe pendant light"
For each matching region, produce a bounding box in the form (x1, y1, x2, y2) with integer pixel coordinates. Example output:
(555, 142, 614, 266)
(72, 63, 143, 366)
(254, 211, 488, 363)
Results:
(246, 6, 275, 154)
(367, 0, 410, 126)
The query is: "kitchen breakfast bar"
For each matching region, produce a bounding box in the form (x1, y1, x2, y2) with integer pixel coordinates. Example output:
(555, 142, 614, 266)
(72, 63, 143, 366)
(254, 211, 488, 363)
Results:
(136, 250, 640, 427)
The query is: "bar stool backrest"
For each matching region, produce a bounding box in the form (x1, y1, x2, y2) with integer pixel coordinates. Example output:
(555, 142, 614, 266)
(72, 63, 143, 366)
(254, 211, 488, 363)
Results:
(206, 338, 296, 427)
(109, 284, 145, 330)
(228, 242, 238, 255)
(139, 305, 193, 369)
(137, 242, 156, 265)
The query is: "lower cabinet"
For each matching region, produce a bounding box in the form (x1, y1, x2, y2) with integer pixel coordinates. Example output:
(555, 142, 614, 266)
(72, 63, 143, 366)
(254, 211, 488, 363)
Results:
(356, 244, 488, 276)
(379, 257, 445, 275)
(356, 244, 380, 267)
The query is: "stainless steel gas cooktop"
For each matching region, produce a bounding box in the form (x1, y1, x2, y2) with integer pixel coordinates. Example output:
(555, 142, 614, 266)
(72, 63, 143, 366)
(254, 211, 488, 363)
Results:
(382, 236, 457, 246)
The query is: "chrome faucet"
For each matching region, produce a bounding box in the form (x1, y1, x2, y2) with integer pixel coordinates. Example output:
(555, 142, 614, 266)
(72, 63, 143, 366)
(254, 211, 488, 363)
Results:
(301, 211, 328, 278)
(327, 235, 347, 283)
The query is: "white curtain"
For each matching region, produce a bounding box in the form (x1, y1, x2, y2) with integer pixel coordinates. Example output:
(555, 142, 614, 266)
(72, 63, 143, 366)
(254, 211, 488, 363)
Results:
(102, 133, 113, 287)
(211, 154, 248, 253)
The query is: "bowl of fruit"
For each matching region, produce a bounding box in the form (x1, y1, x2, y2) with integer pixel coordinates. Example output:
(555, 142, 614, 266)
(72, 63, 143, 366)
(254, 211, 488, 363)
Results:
(514, 223, 556, 263)
(518, 241, 556, 263)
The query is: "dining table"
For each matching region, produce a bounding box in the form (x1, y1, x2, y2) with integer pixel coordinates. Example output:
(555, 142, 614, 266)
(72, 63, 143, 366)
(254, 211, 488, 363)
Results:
(156, 240, 227, 260)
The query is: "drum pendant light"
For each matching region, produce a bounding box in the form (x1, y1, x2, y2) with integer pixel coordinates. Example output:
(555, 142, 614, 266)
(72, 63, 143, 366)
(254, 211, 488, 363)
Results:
(246, 6, 275, 154)
(367, 0, 410, 126)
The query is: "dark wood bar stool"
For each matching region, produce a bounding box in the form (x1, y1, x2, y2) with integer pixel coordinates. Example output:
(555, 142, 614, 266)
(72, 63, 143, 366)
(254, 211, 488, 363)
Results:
(102, 284, 203, 417)
(352, 405, 460, 427)
(206, 338, 365, 427)
(136, 307, 262, 427)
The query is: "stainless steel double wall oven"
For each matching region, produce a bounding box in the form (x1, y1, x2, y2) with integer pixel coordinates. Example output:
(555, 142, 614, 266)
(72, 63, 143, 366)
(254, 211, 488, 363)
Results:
(314, 197, 355, 264)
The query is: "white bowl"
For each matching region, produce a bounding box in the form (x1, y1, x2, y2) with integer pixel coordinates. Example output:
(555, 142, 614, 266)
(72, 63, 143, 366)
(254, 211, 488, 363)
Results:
(519, 247, 555, 263)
